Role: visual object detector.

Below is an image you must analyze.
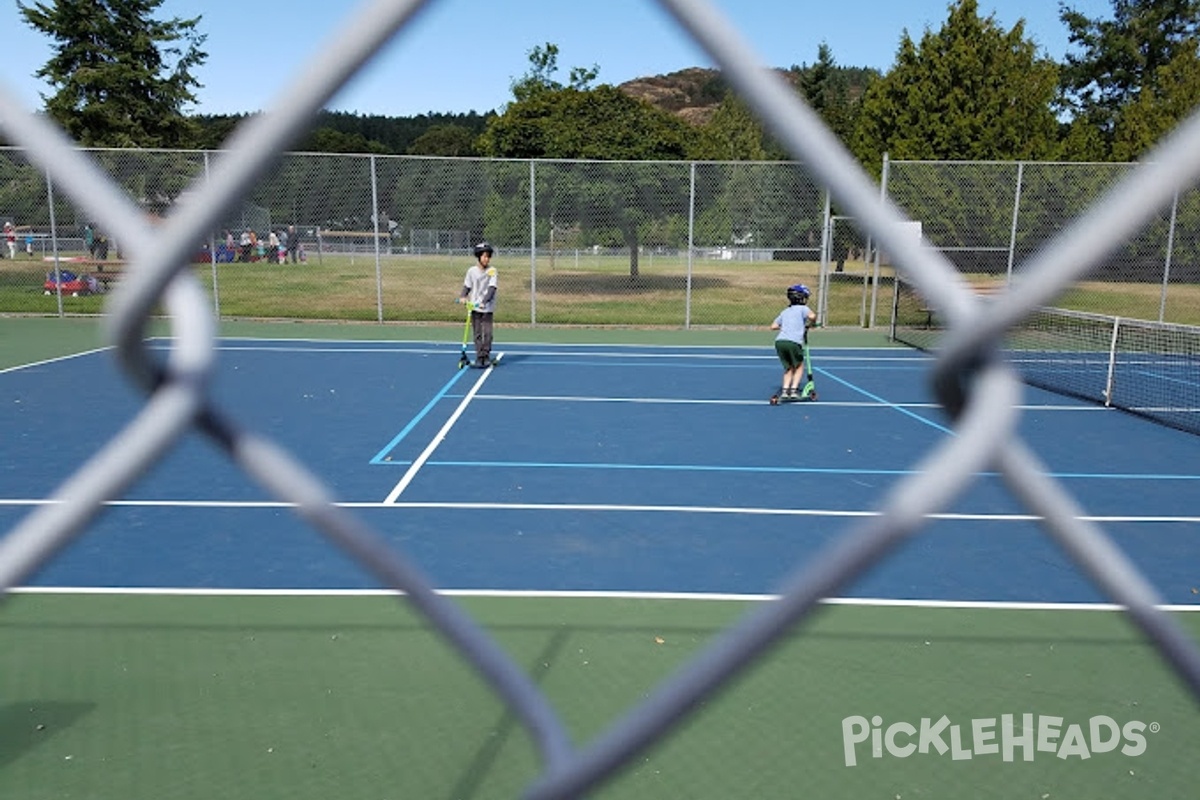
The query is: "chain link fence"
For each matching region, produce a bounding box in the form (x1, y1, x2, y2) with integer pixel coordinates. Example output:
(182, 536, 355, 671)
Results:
(1, 148, 838, 325)
(884, 158, 1200, 324)
(3, 0, 1200, 798)
(13, 148, 1198, 330)
(5, 146, 1200, 329)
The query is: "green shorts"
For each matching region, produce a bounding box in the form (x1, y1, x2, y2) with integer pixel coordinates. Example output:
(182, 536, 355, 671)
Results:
(774, 338, 805, 370)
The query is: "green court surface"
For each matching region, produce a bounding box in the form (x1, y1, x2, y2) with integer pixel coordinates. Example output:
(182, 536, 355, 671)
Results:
(2, 593, 1197, 800)
(0, 314, 895, 371)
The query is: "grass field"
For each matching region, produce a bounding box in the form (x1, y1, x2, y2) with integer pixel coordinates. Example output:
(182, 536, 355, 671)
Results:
(8, 250, 1195, 328)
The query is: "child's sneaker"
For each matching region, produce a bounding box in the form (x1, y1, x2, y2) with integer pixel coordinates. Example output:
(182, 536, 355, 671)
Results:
(783, 389, 798, 401)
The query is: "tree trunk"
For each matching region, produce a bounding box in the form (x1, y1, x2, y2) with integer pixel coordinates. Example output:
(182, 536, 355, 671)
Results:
(621, 224, 640, 281)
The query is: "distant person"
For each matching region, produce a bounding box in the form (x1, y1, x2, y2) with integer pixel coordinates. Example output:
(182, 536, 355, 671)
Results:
(239, 229, 252, 262)
(94, 230, 110, 261)
(4, 222, 15, 259)
(286, 224, 301, 263)
(455, 241, 499, 368)
(84, 222, 96, 258)
(769, 284, 816, 402)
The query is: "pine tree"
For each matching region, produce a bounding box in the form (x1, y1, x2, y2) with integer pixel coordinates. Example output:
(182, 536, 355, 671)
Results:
(851, 0, 1058, 164)
(18, 0, 207, 147)
(795, 43, 874, 149)
(1059, 0, 1200, 155)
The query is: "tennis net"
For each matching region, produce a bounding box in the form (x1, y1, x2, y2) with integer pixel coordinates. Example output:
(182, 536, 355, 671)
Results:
(890, 278, 1200, 435)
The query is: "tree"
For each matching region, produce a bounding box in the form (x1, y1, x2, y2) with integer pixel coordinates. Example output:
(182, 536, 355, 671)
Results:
(191, 113, 245, 150)
(509, 43, 598, 103)
(851, 0, 1059, 165)
(406, 124, 479, 157)
(1058, 0, 1200, 154)
(19, 0, 207, 148)
(302, 128, 390, 155)
(692, 91, 782, 161)
(794, 43, 875, 147)
(1110, 42, 1200, 159)
(690, 49, 876, 161)
(479, 46, 696, 279)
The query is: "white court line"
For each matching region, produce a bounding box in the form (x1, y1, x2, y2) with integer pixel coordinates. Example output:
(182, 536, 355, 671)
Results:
(0, 346, 113, 374)
(382, 355, 502, 504)
(3, 497, 1198, 523)
(7, 586, 1200, 611)
(478, 394, 1106, 411)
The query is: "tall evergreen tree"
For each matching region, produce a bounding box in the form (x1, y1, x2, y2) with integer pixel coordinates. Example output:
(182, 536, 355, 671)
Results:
(1110, 42, 1200, 159)
(1059, 0, 1200, 117)
(18, 0, 207, 148)
(794, 43, 873, 146)
(1058, 0, 1200, 156)
(851, 0, 1058, 164)
(693, 92, 779, 161)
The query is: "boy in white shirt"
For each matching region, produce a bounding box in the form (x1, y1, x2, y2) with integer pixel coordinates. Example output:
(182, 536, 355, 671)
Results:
(770, 284, 817, 401)
(456, 242, 499, 368)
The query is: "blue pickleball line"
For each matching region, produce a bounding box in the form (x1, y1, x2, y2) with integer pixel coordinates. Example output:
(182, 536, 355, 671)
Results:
(813, 368, 955, 434)
(369, 367, 472, 464)
(426, 460, 917, 476)
(417, 460, 1200, 480)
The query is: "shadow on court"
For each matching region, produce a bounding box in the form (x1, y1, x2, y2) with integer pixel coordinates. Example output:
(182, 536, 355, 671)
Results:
(0, 700, 96, 768)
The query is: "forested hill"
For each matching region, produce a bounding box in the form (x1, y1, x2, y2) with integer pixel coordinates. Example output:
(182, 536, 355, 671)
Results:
(189, 64, 875, 155)
(191, 109, 494, 154)
(617, 64, 876, 125)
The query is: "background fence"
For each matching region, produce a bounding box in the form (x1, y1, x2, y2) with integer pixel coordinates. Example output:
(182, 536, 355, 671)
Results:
(5, 148, 1198, 328)
(884, 158, 1200, 324)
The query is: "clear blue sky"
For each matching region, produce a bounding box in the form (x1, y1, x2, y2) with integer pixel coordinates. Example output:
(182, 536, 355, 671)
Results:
(2, 0, 1115, 118)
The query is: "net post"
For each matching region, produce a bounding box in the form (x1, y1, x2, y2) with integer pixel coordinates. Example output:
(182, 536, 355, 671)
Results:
(1104, 316, 1121, 407)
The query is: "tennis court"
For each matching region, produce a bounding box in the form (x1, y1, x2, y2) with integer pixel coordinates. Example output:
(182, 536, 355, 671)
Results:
(2, 319, 1198, 799)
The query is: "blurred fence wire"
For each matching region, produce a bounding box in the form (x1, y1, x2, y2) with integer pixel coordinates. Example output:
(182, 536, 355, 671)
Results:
(2, 0, 1200, 798)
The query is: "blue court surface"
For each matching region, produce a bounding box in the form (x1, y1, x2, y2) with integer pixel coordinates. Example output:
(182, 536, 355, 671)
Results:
(3, 337, 1198, 605)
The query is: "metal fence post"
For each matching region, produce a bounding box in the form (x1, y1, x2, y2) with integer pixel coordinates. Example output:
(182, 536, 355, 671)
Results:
(685, 161, 695, 328)
(1160, 190, 1178, 322)
(817, 190, 831, 325)
(204, 152, 221, 318)
(873, 152, 890, 328)
(45, 168, 63, 317)
(530, 159, 537, 327)
(370, 154, 384, 322)
(1006, 161, 1024, 286)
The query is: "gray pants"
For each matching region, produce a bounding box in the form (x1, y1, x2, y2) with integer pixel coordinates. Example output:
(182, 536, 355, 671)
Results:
(471, 310, 494, 363)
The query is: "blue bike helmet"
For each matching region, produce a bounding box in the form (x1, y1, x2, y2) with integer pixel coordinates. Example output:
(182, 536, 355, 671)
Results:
(786, 284, 810, 305)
